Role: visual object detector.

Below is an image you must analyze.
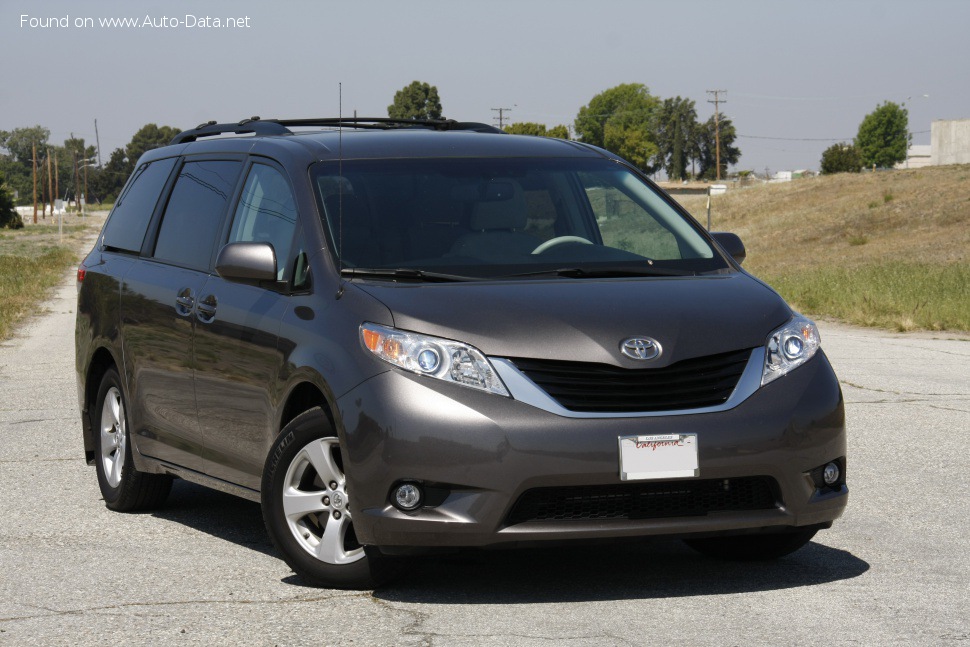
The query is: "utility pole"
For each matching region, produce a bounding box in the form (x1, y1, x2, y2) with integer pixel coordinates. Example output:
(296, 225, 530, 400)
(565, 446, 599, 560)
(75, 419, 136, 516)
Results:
(83, 159, 89, 218)
(32, 142, 38, 224)
(54, 150, 59, 204)
(73, 149, 80, 216)
(39, 151, 47, 219)
(491, 107, 512, 130)
(706, 89, 727, 180)
(94, 118, 103, 167)
(47, 151, 54, 218)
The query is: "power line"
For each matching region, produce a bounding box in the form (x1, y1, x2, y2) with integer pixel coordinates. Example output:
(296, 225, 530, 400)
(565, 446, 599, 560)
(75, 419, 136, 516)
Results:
(738, 129, 930, 142)
(739, 135, 853, 142)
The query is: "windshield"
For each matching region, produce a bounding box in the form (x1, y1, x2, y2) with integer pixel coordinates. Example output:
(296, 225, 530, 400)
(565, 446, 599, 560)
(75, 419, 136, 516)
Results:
(311, 157, 728, 279)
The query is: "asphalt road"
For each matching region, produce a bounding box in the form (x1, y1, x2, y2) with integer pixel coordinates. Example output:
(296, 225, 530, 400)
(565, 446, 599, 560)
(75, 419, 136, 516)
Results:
(1, 254, 968, 646)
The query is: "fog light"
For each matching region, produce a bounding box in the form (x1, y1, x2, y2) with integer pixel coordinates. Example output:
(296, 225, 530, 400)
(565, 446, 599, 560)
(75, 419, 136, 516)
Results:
(822, 462, 841, 486)
(392, 483, 423, 511)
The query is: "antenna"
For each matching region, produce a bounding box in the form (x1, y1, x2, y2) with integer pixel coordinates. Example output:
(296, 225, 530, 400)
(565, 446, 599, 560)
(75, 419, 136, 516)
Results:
(336, 82, 346, 298)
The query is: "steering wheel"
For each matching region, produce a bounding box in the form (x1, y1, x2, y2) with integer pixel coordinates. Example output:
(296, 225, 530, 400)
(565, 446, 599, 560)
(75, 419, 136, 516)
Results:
(531, 236, 593, 255)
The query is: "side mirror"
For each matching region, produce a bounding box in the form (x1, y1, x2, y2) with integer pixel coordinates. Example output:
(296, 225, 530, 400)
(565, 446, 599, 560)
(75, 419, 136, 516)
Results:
(216, 242, 277, 282)
(711, 232, 746, 265)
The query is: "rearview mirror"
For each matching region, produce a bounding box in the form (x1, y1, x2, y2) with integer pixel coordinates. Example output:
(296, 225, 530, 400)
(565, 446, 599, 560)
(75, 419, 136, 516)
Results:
(216, 242, 277, 282)
(711, 232, 746, 265)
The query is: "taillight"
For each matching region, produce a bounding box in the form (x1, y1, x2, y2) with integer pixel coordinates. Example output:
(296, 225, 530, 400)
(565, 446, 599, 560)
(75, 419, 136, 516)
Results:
(77, 266, 86, 282)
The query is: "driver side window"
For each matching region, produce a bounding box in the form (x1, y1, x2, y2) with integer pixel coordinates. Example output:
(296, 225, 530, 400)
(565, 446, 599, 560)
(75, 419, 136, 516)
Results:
(229, 164, 298, 280)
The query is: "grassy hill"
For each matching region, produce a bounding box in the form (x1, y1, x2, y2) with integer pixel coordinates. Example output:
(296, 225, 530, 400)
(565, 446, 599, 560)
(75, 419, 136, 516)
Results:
(675, 166, 970, 332)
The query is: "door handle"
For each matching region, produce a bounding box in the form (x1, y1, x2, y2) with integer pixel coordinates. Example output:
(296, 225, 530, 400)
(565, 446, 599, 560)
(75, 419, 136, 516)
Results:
(175, 288, 195, 316)
(196, 294, 218, 323)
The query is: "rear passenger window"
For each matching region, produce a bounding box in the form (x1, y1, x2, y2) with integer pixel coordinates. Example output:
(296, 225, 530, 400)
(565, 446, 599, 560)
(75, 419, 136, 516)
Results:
(228, 164, 298, 280)
(101, 157, 177, 253)
(153, 160, 242, 269)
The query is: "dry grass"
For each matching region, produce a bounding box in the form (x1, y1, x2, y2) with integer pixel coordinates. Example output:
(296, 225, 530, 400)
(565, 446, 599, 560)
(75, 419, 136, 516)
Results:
(0, 214, 105, 340)
(675, 166, 970, 331)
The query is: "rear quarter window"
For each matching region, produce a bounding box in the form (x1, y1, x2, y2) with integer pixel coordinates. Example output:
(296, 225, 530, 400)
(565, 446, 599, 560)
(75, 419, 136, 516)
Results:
(101, 157, 177, 253)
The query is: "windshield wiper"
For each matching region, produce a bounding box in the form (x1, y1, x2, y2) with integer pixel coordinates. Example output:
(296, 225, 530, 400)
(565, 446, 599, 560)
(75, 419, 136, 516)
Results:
(341, 267, 479, 282)
(501, 266, 695, 279)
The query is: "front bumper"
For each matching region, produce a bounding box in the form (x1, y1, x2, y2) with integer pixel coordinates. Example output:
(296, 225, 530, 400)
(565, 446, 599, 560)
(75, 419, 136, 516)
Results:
(336, 351, 847, 547)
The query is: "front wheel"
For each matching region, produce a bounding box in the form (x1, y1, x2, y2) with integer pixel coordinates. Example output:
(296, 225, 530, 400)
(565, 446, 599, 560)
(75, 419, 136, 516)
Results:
(683, 528, 818, 561)
(93, 368, 172, 511)
(261, 408, 399, 589)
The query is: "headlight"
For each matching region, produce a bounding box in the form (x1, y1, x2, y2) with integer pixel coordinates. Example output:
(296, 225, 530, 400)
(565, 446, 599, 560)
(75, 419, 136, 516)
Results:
(360, 323, 510, 396)
(762, 314, 821, 385)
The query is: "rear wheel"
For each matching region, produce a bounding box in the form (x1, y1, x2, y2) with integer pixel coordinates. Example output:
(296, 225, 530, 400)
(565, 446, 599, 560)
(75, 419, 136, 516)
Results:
(93, 368, 172, 511)
(261, 408, 399, 589)
(684, 528, 818, 561)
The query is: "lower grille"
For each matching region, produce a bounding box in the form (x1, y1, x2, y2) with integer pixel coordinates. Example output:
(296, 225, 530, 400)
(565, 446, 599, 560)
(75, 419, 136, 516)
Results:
(507, 477, 779, 524)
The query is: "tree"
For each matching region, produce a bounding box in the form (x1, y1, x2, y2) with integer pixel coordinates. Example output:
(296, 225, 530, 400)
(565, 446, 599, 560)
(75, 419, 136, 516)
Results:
(546, 124, 570, 139)
(126, 124, 181, 166)
(0, 126, 51, 204)
(820, 143, 863, 174)
(505, 122, 548, 136)
(655, 97, 698, 180)
(574, 83, 661, 173)
(0, 173, 23, 229)
(387, 81, 443, 120)
(0, 126, 50, 163)
(855, 101, 908, 168)
(696, 115, 740, 180)
(85, 124, 180, 204)
(504, 122, 570, 139)
(90, 148, 130, 203)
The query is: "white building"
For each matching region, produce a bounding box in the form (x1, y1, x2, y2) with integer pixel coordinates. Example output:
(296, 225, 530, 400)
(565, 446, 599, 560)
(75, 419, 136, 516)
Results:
(931, 119, 970, 165)
(896, 145, 932, 169)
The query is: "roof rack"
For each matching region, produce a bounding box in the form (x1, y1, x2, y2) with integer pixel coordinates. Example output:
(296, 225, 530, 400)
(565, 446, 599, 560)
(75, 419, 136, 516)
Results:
(169, 116, 504, 145)
(276, 118, 505, 134)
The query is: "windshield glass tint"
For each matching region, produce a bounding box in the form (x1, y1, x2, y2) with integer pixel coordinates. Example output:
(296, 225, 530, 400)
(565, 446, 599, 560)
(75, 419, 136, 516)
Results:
(312, 158, 726, 278)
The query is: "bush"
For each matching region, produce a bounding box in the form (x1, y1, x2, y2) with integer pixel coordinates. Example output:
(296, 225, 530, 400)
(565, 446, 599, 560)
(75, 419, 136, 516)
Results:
(820, 143, 863, 174)
(0, 175, 24, 229)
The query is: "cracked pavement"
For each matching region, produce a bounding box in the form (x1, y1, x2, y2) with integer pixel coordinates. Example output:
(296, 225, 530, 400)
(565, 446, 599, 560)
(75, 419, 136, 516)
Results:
(1, 254, 968, 645)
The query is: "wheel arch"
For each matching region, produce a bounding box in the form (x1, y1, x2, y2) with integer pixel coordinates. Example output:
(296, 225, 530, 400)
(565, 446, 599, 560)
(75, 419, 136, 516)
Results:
(82, 346, 121, 465)
(278, 380, 337, 438)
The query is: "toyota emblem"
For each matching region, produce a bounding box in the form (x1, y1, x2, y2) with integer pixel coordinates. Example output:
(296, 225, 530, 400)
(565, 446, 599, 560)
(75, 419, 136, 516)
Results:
(620, 337, 662, 361)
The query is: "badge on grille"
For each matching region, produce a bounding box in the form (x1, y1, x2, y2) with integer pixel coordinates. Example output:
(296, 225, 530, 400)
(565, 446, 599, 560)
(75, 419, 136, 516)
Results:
(620, 337, 662, 361)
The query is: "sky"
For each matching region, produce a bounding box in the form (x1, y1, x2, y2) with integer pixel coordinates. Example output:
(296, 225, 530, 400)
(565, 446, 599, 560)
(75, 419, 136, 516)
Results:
(3, 0, 968, 175)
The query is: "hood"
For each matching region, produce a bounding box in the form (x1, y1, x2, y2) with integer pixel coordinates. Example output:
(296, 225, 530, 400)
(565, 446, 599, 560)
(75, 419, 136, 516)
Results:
(352, 273, 791, 368)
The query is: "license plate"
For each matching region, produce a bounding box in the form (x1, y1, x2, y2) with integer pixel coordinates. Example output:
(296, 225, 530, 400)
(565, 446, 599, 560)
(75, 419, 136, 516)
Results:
(618, 434, 698, 481)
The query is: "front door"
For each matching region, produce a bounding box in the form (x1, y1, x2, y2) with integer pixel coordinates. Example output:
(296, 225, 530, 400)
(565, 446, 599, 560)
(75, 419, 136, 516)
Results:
(194, 162, 300, 489)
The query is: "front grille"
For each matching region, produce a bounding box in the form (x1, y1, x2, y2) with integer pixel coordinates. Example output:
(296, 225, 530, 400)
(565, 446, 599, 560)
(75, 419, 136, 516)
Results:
(509, 348, 752, 413)
(507, 477, 779, 524)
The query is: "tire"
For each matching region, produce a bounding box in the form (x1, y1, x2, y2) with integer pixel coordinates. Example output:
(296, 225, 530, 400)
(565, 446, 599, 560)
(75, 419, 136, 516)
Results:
(684, 528, 818, 561)
(93, 368, 173, 511)
(261, 408, 400, 589)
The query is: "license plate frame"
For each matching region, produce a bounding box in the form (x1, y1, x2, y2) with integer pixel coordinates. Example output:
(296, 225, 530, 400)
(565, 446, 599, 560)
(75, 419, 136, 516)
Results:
(618, 433, 699, 481)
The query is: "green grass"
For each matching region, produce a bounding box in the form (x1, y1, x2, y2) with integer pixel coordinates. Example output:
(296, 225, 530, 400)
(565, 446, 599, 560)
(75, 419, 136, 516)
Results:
(0, 218, 103, 340)
(674, 166, 970, 332)
(756, 262, 970, 332)
(0, 247, 78, 339)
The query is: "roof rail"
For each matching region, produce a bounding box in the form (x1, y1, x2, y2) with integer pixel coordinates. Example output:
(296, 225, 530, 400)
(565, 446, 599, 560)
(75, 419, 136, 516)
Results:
(276, 118, 505, 134)
(169, 117, 290, 145)
(169, 117, 505, 144)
